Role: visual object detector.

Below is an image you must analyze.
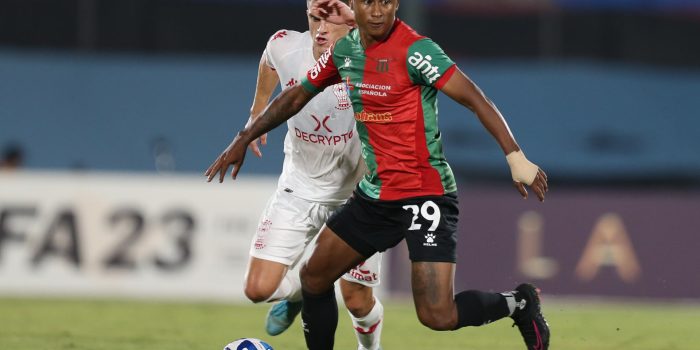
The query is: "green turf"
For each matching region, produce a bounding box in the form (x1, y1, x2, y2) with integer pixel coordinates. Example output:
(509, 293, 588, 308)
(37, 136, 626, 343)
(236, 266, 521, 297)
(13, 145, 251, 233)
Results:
(1, 297, 698, 349)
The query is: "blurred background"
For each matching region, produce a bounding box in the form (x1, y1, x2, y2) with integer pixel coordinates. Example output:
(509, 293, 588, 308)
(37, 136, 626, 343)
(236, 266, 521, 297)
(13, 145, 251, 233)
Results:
(1, 0, 699, 308)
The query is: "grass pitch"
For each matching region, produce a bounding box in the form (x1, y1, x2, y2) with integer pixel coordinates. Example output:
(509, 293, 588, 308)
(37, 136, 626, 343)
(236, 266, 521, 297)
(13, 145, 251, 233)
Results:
(1, 297, 698, 350)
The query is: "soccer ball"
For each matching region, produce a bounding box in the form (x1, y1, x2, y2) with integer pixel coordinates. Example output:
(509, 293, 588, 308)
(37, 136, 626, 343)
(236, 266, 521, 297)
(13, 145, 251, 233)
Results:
(223, 338, 274, 350)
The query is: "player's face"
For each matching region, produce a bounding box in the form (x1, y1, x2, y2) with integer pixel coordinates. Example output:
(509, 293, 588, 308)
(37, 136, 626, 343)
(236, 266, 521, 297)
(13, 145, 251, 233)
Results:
(307, 11, 350, 55)
(352, 0, 398, 40)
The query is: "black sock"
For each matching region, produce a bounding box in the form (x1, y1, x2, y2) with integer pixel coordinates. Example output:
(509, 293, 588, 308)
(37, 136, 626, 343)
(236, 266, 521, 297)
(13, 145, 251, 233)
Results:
(301, 288, 338, 350)
(453, 290, 510, 329)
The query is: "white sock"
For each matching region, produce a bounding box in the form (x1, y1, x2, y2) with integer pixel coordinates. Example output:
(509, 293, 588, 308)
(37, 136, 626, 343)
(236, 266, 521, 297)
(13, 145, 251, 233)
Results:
(348, 297, 383, 350)
(265, 272, 302, 303)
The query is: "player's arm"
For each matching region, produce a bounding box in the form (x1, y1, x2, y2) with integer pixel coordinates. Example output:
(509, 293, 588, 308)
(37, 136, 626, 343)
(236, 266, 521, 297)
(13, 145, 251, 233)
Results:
(206, 47, 342, 183)
(440, 69, 548, 201)
(247, 51, 280, 157)
(206, 85, 315, 183)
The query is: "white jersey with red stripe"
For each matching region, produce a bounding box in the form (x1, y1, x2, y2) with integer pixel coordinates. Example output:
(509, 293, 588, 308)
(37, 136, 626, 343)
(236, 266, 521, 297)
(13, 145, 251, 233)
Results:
(264, 29, 363, 204)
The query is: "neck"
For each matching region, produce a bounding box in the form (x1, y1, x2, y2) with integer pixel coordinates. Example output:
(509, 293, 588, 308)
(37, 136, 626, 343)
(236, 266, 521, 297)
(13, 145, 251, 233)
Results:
(359, 20, 395, 49)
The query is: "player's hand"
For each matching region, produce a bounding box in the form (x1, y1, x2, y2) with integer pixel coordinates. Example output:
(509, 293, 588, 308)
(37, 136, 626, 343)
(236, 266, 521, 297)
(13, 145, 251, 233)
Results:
(514, 168, 548, 202)
(310, 0, 355, 26)
(245, 117, 267, 158)
(506, 150, 548, 202)
(205, 134, 248, 183)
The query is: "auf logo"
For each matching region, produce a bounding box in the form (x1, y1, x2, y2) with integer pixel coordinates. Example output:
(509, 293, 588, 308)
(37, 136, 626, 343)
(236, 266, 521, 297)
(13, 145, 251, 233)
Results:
(311, 115, 332, 132)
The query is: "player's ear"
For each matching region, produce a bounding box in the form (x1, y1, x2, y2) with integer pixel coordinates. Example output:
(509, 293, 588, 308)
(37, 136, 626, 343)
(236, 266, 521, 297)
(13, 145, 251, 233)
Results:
(395, 0, 400, 11)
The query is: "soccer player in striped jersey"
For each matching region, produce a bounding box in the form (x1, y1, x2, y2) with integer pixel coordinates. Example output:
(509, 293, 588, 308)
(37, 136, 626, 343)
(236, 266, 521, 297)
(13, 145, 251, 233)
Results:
(236, 1, 384, 349)
(207, 0, 549, 349)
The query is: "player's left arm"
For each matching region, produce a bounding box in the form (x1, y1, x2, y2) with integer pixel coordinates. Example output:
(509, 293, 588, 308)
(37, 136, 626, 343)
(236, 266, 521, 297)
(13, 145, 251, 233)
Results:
(247, 51, 280, 157)
(440, 68, 548, 201)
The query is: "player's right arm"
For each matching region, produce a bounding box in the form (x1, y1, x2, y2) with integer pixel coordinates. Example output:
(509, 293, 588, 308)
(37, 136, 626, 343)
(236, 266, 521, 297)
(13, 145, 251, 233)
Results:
(206, 85, 315, 182)
(247, 51, 280, 157)
(205, 46, 341, 183)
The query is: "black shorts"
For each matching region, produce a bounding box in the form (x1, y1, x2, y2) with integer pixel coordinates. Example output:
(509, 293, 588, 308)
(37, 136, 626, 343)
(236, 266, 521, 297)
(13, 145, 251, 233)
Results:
(327, 188, 459, 263)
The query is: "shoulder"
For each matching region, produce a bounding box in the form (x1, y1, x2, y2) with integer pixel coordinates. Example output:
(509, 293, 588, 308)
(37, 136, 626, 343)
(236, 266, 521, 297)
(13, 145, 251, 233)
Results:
(331, 29, 358, 56)
(266, 29, 309, 52)
(392, 20, 427, 49)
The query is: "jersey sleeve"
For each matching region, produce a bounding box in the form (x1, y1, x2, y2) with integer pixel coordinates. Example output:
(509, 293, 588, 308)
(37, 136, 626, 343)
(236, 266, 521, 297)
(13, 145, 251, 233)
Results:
(406, 38, 457, 89)
(263, 47, 275, 70)
(263, 30, 286, 70)
(301, 45, 342, 95)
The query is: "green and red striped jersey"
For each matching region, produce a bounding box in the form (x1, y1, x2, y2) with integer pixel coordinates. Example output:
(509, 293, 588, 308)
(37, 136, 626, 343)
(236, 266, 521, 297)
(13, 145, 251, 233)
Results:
(301, 19, 457, 200)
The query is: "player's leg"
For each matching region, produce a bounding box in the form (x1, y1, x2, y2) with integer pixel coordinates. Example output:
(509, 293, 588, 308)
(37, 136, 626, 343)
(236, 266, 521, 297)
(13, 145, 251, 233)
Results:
(244, 257, 294, 303)
(410, 254, 549, 349)
(406, 194, 549, 349)
(299, 225, 368, 350)
(300, 190, 404, 350)
(340, 253, 384, 350)
(411, 261, 511, 329)
(245, 189, 315, 335)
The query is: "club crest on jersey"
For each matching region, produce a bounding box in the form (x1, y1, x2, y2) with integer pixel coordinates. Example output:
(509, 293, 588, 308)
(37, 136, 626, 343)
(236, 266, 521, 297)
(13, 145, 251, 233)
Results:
(408, 51, 441, 84)
(333, 83, 351, 110)
(376, 59, 389, 73)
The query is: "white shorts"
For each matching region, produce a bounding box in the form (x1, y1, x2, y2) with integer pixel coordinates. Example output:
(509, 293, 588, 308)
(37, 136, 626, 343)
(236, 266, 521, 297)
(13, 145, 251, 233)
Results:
(250, 188, 381, 287)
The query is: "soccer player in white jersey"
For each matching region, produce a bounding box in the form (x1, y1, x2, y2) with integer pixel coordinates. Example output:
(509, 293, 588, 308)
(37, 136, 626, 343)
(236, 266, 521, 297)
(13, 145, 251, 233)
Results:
(241, 1, 383, 349)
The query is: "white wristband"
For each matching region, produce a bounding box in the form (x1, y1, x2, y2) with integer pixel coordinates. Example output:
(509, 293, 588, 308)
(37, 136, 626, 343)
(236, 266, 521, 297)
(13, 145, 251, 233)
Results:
(506, 150, 539, 185)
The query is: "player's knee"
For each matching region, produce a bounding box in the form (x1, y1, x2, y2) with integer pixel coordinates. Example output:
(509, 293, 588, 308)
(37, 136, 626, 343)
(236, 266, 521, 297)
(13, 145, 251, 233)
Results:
(416, 308, 455, 331)
(243, 282, 274, 303)
(342, 287, 373, 317)
(300, 265, 332, 295)
(341, 280, 374, 318)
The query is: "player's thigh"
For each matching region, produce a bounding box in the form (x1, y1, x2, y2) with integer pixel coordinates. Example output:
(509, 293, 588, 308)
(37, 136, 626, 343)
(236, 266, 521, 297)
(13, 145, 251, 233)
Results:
(301, 225, 367, 293)
(249, 189, 319, 267)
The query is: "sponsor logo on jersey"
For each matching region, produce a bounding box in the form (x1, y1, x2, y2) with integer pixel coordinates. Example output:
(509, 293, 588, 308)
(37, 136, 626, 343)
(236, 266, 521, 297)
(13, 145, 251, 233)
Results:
(309, 47, 333, 80)
(310, 115, 332, 132)
(354, 110, 393, 123)
(332, 83, 351, 110)
(294, 127, 354, 146)
(408, 51, 442, 84)
(353, 82, 392, 97)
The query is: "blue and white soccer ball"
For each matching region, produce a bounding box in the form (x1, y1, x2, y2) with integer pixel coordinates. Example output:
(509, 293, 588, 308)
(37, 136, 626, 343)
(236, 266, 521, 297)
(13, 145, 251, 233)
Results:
(223, 338, 274, 350)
